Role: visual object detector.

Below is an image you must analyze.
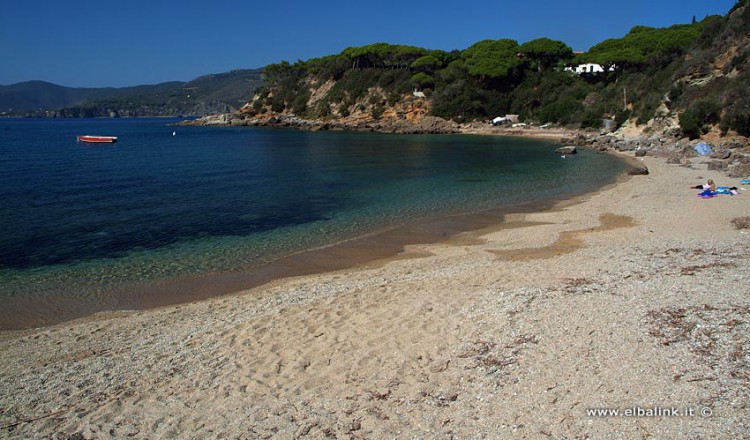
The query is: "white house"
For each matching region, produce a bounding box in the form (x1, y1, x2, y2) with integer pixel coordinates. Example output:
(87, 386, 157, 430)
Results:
(564, 63, 615, 75)
(491, 114, 520, 126)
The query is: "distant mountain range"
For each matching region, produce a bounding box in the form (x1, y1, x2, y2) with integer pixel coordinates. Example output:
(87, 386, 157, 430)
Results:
(0, 69, 265, 117)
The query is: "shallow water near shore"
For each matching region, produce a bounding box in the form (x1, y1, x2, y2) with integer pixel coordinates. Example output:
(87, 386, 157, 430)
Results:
(0, 118, 628, 329)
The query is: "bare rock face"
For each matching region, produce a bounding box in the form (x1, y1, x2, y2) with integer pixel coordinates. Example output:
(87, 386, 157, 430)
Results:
(559, 130, 750, 178)
(560, 134, 591, 146)
(186, 96, 461, 135)
(555, 146, 577, 155)
(729, 158, 750, 178)
(708, 160, 729, 171)
(377, 116, 460, 134)
(666, 154, 683, 164)
(710, 149, 732, 160)
(721, 138, 747, 150)
(627, 166, 650, 176)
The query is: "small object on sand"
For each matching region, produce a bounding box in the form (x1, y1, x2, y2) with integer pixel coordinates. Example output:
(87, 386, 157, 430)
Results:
(627, 166, 649, 176)
(694, 142, 713, 156)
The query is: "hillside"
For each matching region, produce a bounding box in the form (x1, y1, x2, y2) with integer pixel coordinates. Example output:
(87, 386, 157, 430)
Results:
(0, 81, 183, 114)
(192, 0, 748, 146)
(1, 81, 122, 113)
(0, 69, 265, 118)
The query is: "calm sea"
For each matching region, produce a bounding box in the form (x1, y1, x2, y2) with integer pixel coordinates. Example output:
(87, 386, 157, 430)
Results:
(0, 118, 627, 328)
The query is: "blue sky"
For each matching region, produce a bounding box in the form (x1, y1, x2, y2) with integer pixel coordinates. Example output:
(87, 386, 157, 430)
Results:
(0, 0, 739, 88)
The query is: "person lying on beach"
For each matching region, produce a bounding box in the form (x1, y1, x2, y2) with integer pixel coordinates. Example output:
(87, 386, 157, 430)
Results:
(696, 185, 740, 197)
(692, 179, 716, 190)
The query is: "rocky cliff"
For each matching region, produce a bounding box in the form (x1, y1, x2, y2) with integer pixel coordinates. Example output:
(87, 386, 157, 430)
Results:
(184, 1, 750, 175)
(182, 88, 460, 134)
(559, 1, 750, 176)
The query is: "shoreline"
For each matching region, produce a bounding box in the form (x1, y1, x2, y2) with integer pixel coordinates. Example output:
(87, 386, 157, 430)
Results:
(0, 144, 630, 331)
(2, 137, 748, 438)
(180, 111, 586, 142)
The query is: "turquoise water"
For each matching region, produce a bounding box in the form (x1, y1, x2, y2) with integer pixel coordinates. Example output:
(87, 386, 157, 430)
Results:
(0, 118, 627, 327)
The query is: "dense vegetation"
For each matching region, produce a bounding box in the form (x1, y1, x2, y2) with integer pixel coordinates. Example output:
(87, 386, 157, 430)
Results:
(670, 0, 750, 137)
(253, 0, 749, 137)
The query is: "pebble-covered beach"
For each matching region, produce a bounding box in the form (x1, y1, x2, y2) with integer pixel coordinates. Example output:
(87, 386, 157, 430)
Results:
(1, 151, 748, 439)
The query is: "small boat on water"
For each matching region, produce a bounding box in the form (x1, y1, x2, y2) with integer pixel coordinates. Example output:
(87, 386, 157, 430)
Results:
(77, 135, 118, 143)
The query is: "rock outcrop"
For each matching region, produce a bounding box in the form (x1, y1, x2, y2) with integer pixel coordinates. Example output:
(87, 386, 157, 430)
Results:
(180, 112, 460, 134)
(559, 129, 750, 177)
(180, 95, 462, 135)
(555, 146, 577, 155)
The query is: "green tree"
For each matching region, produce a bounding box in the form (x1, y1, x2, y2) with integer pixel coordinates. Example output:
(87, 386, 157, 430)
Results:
(411, 72, 435, 89)
(586, 39, 646, 70)
(411, 55, 443, 72)
(519, 38, 573, 71)
(342, 43, 428, 69)
(461, 39, 522, 81)
(586, 22, 703, 70)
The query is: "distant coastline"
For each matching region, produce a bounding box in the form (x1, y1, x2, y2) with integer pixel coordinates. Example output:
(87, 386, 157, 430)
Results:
(0, 69, 264, 118)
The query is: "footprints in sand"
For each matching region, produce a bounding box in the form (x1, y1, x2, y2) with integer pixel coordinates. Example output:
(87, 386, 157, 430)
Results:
(5, 213, 636, 438)
(134, 270, 474, 437)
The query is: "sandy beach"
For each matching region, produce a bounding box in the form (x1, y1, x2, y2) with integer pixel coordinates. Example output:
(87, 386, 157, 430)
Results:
(459, 123, 579, 141)
(1, 147, 749, 439)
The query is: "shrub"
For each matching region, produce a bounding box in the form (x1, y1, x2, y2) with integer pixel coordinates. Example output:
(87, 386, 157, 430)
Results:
(371, 102, 385, 119)
(270, 96, 286, 113)
(316, 100, 331, 118)
(679, 99, 721, 139)
(667, 82, 684, 106)
(537, 97, 584, 125)
(720, 78, 750, 136)
(721, 107, 750, 136)
(615, 109, 632, 127)
(580, 110, 603, 129)
(291, 92, 309, 115)
(431, 79, 490, 120)
(411, 72, 435, 90)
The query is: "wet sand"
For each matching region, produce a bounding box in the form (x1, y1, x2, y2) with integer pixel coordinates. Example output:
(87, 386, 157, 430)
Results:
(1, 150, 749, 439)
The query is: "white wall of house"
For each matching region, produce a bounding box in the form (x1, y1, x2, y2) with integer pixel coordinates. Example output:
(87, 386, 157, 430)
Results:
(564, 63, 606, 74)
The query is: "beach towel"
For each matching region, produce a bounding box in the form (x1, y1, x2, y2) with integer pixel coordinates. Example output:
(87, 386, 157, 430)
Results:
(694, 142, 713, 156)
(716, 187, 736, 195)
(698, 189, 716, 198)
(699, 187, 739, 197)
(741, 179, 750, 185)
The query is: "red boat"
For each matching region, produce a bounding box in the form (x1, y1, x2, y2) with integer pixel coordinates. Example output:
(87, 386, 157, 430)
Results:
(77, 135, 118, 143)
